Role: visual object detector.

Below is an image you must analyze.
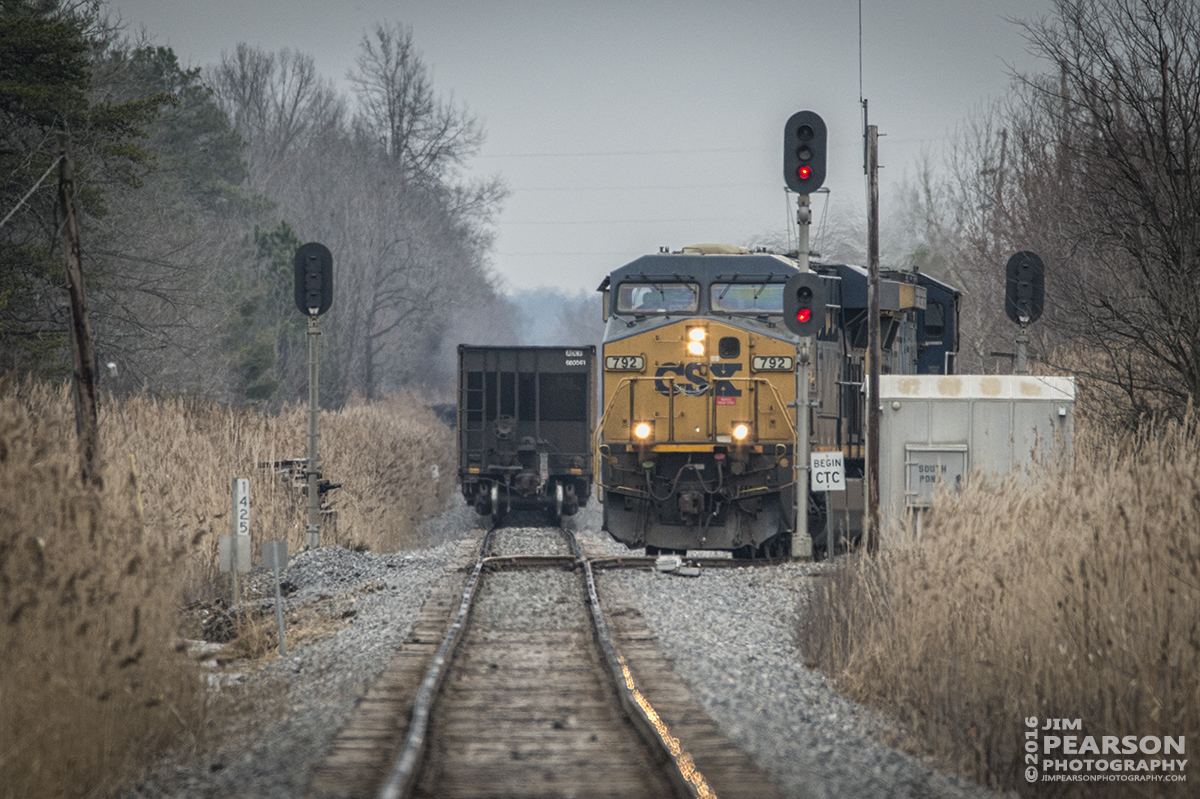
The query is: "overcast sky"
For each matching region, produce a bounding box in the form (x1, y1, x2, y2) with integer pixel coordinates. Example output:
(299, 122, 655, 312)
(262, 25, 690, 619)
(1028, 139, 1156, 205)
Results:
(107, 0, 1052, 295)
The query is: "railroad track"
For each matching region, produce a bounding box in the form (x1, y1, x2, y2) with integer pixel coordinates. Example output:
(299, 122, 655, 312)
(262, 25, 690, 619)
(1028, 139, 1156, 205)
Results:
(308, 526, 785, 799)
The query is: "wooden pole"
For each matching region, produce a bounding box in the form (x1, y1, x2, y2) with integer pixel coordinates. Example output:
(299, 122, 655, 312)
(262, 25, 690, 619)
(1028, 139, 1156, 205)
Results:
(865, 124, 881, 554)
(57, 132, 100, 486)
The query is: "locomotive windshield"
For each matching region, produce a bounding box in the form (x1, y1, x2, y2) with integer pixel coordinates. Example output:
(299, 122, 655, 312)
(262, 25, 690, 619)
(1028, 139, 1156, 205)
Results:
(616, 282, 700, 314)
(710, 282, 785, 314)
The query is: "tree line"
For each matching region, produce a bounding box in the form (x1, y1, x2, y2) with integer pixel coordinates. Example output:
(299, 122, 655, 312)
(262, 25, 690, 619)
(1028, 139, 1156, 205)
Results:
(897, 0, 1200, 426)
(5, 0, 1198, 425)
(1, 0, 517, 408)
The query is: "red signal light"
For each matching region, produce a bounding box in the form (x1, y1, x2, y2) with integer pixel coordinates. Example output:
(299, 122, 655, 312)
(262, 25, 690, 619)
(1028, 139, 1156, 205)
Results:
(796, 308, 812, 323)
(797, 165, 812, 180)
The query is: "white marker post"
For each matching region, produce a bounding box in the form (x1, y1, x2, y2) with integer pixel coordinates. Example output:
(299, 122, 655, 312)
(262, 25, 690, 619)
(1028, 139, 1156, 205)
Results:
(219, 478, 251, 608)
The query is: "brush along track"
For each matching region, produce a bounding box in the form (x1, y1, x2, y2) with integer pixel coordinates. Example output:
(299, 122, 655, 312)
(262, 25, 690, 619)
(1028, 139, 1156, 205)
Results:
(308, 527, 785, 799)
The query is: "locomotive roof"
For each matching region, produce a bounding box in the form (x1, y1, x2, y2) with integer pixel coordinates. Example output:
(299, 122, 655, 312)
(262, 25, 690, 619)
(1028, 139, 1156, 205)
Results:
(596, 251, 962, 302)
(600, 251, 799, 289)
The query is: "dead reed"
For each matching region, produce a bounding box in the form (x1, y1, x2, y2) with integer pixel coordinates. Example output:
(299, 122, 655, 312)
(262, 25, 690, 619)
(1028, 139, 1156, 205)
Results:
(0, 379, 454, 798)
(800, 413, 1200, 797)
(0, 380, 199, 799)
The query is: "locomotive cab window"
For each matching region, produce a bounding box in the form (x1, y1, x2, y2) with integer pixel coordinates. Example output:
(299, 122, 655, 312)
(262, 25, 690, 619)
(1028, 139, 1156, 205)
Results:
(923, 300, 945, 339)
(710, 282, 785, 314)
(616, 282, 699, 314)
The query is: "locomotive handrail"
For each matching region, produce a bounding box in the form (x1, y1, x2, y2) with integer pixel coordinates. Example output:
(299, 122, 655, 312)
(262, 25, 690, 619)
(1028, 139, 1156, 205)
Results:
(593, 376, 668, 494)
(706, 375, 797, 443)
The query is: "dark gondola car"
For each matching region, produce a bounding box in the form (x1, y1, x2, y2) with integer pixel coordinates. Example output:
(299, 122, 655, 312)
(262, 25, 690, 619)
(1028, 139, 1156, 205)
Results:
(457, 345, 595, 524)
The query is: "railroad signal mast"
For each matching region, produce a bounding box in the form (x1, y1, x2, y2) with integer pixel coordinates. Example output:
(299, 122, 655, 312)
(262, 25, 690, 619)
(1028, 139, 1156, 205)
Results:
(294, 242, 334, 548)
(1004, 251, 1045, 375)
(783, 111, 828, 560)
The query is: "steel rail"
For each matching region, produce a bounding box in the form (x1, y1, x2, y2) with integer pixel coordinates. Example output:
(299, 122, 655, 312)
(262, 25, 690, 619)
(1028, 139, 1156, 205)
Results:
(564, 532, 714, 799)
(375, 527, 494, 799)
(587, 554, 789, 570)
(375, 527, 714, 799)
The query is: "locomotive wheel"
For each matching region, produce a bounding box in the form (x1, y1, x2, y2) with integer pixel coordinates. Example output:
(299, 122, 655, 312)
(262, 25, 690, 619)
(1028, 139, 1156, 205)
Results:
(757, 533, 791, 559)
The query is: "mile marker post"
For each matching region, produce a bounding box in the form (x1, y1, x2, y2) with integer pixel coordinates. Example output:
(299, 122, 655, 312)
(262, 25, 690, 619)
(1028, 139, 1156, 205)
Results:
(294, 243, 333, 548)
(219, 478, 251, 610)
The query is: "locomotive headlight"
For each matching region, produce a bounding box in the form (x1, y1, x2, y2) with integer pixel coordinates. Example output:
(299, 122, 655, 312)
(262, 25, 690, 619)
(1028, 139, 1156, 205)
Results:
(731, 423, 750, 441)
(687, 340, 704, 356)
(686, 327, 705, 356)
(688, 327, 705, 342)
(634, 421, 653, 440)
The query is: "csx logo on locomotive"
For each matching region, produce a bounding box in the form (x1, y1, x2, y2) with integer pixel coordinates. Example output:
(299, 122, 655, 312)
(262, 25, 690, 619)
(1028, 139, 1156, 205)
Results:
(654, 362, 743, 397)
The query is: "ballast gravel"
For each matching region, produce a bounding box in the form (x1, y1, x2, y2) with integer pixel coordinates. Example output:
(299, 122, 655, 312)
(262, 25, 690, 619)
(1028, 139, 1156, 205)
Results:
(122, 501, 1008, 799)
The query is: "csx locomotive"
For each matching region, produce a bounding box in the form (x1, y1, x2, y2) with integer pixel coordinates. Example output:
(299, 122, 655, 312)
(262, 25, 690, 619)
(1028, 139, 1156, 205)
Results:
(595, 244, 959, 557)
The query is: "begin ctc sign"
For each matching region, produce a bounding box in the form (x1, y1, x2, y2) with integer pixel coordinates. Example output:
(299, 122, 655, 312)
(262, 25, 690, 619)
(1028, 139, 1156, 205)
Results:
(810, 451, 845, 492)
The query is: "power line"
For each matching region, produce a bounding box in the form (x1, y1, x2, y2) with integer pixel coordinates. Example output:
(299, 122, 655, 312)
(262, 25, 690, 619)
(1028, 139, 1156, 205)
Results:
(501, 216, 763, 225)
(0, 155, 64, 229)
(512, 181, 761, 192)
(476, 146, 769, 159)
(499, 250, 647, 257)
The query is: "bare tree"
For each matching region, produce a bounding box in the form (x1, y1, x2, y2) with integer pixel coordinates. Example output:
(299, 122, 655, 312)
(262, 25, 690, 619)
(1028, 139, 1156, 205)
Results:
(349, 23, 486, 186)
(207, 45, 344, 195)
(1010, 0, 1200, 419)
(205, 31, 508, 406)
(336, 23, 506, 400)
(898, 0, 1200, 417)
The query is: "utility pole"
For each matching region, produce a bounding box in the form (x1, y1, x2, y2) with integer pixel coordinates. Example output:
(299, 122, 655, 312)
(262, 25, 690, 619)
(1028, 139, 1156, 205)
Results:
(865, 122, 881, 554)
(57, 132, 100, 486)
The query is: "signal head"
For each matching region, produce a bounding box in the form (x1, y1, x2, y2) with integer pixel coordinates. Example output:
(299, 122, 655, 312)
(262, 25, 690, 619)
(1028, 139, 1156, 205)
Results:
(1004, 251, 1045, 324)
(783, 271, 826, 337)
(784, 111, 827, 194)
(293, 242, 333, 316)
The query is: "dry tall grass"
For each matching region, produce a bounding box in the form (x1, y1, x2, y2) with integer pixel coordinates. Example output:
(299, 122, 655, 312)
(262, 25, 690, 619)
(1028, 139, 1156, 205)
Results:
(0, 379, 455, 799)
(0, 380, 199, 799)
(801, 414, 1200, 797)
(100, 387, 456, 596)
